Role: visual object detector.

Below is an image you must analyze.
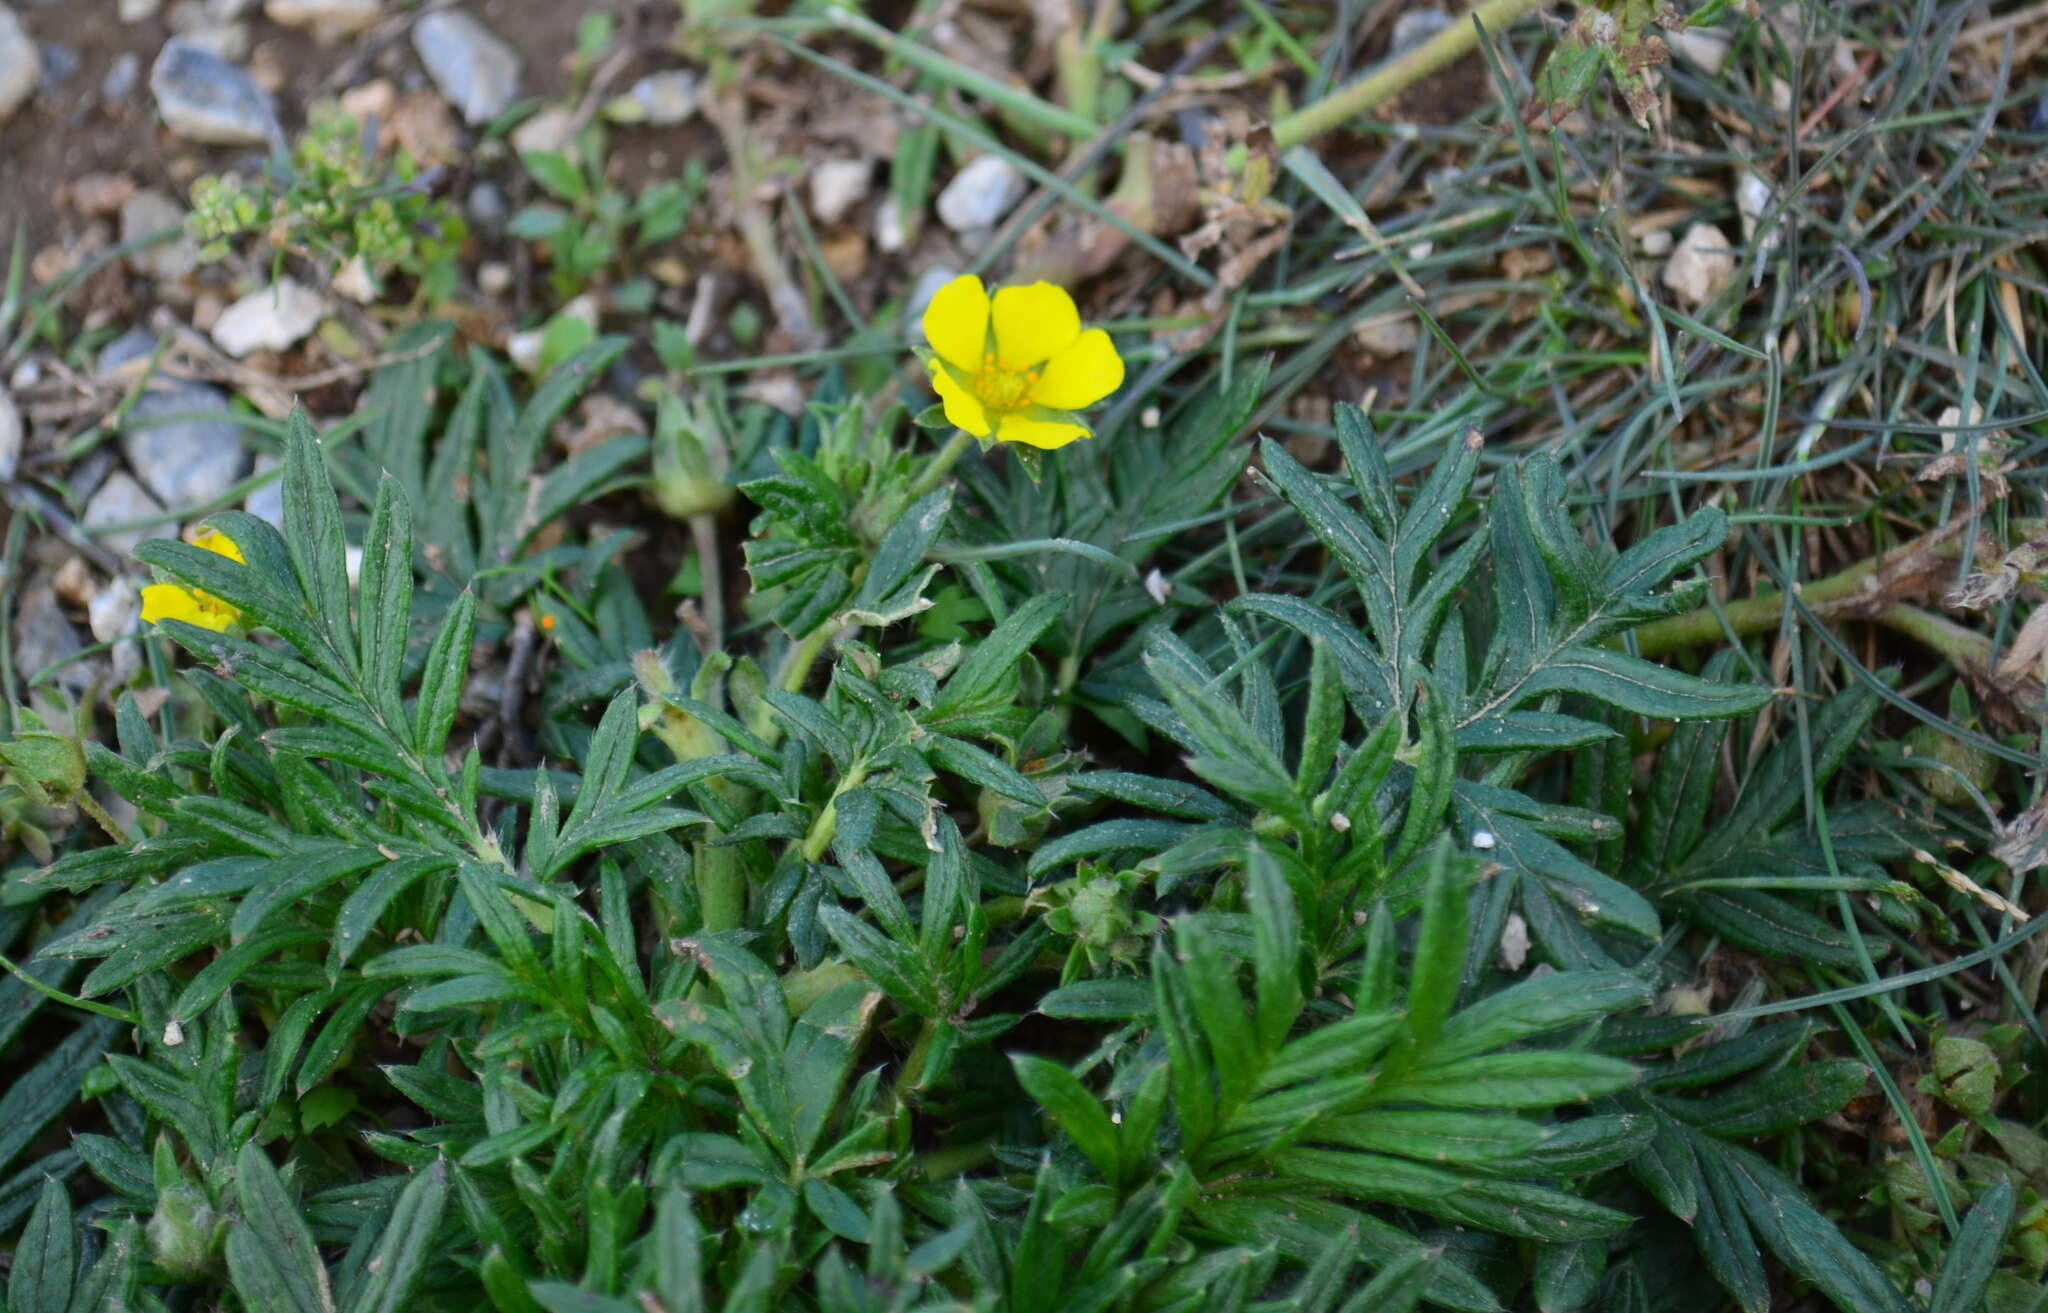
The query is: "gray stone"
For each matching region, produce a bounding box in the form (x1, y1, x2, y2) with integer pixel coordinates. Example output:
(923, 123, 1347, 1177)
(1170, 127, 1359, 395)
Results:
(211, 277, 324, 356)
(82, 470, 165, 560)
(626, 69, 696, 125)
(38, 41, 75, 88)
(121, 190, 201, 282)
(149, 36, 278, 145)
(165, 3, 248, 61)
(88, 581, 143, 684)
(1669, 27, 1730, 77)
(13, 589, 85, 691)
(935, 155, 1024, 233)
(809, 159, 871, 226)
(101, 52, 140, 102)
(0, 5, 40, 125)
(1661, 222, 1735, 307)
(466, 180, 507, 232)
(119, 0, 161, 19)
(1389, 7, 1452, 56)
(263, 0, 380, 44)
(97, 328, 158, 374)
(0, 384, 19, 482)
(243, 453, 281, 527)
(412, 10, 519, 126)
(121, 380, 246, 509)
(906, 266, 959, 336)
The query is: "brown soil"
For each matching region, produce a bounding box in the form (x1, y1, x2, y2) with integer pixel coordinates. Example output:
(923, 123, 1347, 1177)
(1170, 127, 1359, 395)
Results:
(0, 0, 661, 255)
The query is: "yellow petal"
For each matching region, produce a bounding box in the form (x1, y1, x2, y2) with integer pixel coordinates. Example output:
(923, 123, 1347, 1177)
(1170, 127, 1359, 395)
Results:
(140, 585, 205, 627)
(1031, 328, 1124, 410)
(921, 274, 991, 373)
(996, 407, 1091, 450)
(930, 361, 993, 438)
(192, 526, 244, 563)
(991, 282, 1081, 369)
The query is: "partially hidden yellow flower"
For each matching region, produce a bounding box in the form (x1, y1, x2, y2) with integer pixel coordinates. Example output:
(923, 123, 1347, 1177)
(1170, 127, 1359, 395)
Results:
(139, 526, 245, 633)
(920, 275, 1125, 450)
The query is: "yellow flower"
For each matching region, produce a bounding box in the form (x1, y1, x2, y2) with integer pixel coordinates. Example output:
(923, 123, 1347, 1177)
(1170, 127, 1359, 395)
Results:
(139, 526, 245, 633)
(920, 275, 1125, 450)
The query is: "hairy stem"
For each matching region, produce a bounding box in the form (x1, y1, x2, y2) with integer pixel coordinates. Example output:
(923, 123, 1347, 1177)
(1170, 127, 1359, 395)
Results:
(907, 429, 976, 502)
(0, 950, 140, 1026)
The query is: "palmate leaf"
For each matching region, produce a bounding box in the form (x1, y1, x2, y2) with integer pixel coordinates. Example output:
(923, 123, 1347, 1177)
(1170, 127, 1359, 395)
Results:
(1174, 407, 1771, 965)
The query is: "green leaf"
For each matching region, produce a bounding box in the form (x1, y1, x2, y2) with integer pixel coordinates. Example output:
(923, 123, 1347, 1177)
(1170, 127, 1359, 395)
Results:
(281, 408, 355, 673)
(1517, 645, 1773, 720)
(228, 1142, 337, 1313)
(356, 475, 414, 730)
(1379, 1051, 1639, 1107)
(1037, 978, 1153, 1020)
(522, 151, 589, 205)
(1927, 1180, 2014, 1313)
(7, 1176, 74, 1313)
(344, 1160, 448, 1313)
(1433, 971, 1654, 1062)
(1664, 1061, 1868, 1137)
(1011, 1056, 1122, 1185)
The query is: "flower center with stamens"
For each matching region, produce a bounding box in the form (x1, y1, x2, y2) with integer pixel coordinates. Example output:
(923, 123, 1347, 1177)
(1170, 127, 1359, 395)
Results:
(972, 352, 1038, 413)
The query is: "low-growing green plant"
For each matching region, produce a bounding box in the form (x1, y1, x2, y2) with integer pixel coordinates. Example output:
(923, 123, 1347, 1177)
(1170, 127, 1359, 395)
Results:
(0, 333, 2035, 1313)
(189, 105, 468, 303)
(512, 126, 706, 303)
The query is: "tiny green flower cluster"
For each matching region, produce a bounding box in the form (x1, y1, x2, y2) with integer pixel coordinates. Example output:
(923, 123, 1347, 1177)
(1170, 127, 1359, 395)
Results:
(187, 105, 467, 301)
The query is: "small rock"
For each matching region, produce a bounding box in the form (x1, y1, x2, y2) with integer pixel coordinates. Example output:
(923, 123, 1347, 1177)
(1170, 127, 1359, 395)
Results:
(89, 581, 144, 684)
(809, 159, 871, 226)
(476, 260, 511, 296)
(1389, 7, 1452, 55)
(1352, 312, 1418, 357)
(66, 172, 137, 216)
(412, 9, 519, 126)
(1660, 222, 1735, 307)
(906, 266, 958, 327)
(13, 590, 86, 692)
(337, 75, 393, 123)
(53, 557, 97, 607)
(467, 180, 507, 231)
(97, 328, 158, 374)
(874, 195, 907, 253)
(1669, 27, 1730, 76)
(122, 380, 246, 509)
(625, 69, 696, 125)
(244, 453, 281, 527)
(935, 155, 1024, 233)
(386, 89, 460, 164)
(165, 3, 249, 61)
(263, 0, 379, 44)
(101, 52, 140, 101)
(506, 328, 545, 374)
(87, 580, 140, 644)
(149, 36, 278, 145)
(83, 470, 166, 559)
(39, 42, 78, 88)
(0, 5, 41, 125)
(121, 189, 201, 282)
(510, 104, 575, 158)
(211, 277, 324, 356)
(329, 254, 376, 304)
(9, 360, 36, 389)
(0, 383, 20, 482)
(1737, 170, 1778, 251)
(1639, 228, 1673, 257)
(119, 0, 161, 19)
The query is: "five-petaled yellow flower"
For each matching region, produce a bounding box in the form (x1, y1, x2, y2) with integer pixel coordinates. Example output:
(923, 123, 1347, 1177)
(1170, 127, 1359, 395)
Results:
(139, 527, 244, 633)
(921, 275, 1125, 450)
